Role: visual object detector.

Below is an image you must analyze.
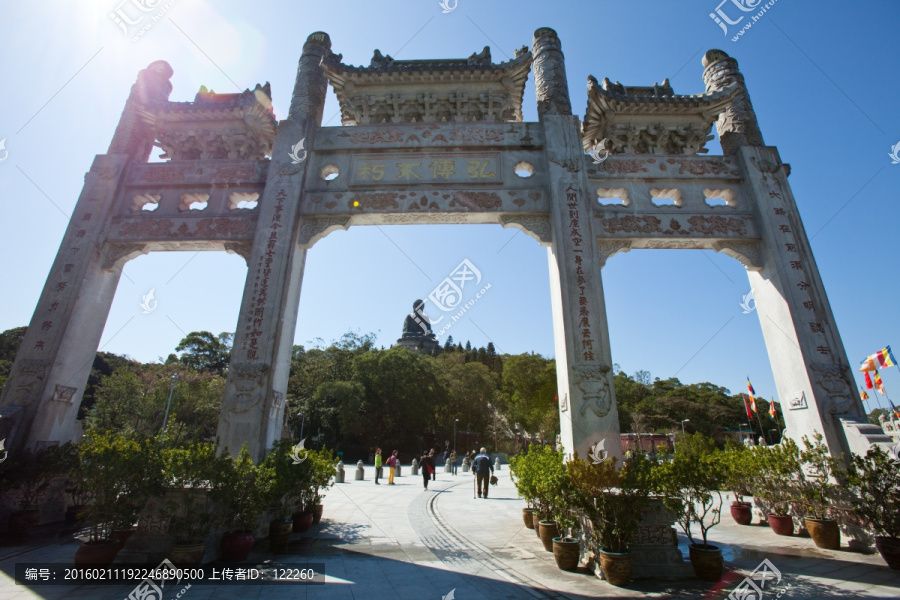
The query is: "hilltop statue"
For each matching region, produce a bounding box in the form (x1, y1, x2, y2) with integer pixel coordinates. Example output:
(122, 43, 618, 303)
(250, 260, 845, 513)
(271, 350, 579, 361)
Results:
(396, 299, 439, 354)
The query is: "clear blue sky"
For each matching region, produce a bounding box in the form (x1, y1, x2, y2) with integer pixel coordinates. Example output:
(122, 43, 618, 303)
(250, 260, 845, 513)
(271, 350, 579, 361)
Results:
(1, 1, 898, 409)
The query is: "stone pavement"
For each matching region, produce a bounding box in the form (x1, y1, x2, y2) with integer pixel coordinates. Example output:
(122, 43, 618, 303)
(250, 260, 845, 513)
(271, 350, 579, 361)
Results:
(0, 466, 897, 599)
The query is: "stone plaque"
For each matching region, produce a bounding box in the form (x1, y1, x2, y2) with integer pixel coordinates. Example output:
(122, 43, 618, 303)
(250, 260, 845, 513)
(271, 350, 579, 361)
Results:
(350, 153, 501, 186)
(788, 391, 808, 410)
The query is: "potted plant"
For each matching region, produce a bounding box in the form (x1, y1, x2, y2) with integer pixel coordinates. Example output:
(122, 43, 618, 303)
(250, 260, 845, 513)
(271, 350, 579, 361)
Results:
(568, 451, 653, 586)
(509, 446, 539, 530)
(796, 433, 842, 550)
(655, 433, 726, 582)
(161, 441, 227, 565)
(1, 445, 58, 540)
(58, 442, 90, 527)
(532, 445, 567, 552)
(307, 448, 336, 524)
(213, 445, 264, 562)
(75, 431, 166, 565)
(722, 441, 755, 525)
(548, 453, 580, 571)
(845, 445, 900, 569)
(258, 439, 299, 553)
(752, 440, 802, 536)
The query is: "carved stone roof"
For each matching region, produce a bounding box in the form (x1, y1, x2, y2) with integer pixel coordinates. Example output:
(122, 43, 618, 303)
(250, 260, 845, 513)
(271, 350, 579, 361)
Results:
(582, 75, 735, 155)
(320, 46, 532, 125)
(149, 83, 277, 160)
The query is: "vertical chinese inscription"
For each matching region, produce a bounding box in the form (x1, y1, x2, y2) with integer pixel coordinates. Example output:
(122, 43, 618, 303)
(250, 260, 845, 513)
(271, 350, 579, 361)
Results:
(244, 188, 287, 360)
(566, 185, 595, 362)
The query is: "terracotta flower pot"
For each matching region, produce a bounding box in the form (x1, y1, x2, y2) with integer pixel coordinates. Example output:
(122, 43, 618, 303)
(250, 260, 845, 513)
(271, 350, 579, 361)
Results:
(522, 508, 536, 529)
(312, 504, 324, 525)
(7, 509, 39, 540)
(74, 540, 119, 566)
(292, 511, 314, 533)
(170, 542, 206, 566)
(598, 549, 632, 586)
(268, 520, 293, 553)
(730, 501, 753, 526)
(552, 537, 580, 571)
(767, 513, 794, 536)
(221, 530, 255, 562)
(538, 520, 559, 552)
(874, 536, 900, 570)
(689, 543, 724, 582)
(805, 517, 840, 550)
(532, 512, 541, 536)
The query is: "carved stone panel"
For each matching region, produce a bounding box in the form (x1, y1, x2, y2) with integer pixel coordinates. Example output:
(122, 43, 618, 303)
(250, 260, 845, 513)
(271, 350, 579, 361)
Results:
(499, 213, 552, 246)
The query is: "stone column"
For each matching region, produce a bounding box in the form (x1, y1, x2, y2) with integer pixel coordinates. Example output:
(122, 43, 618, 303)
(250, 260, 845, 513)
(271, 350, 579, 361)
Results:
(738, 144, 864, 459)
(0, 62, 173, 450)
(533, 28, 623, 463)
(217, 32, 332, 461)
(702, 49, 764, 155)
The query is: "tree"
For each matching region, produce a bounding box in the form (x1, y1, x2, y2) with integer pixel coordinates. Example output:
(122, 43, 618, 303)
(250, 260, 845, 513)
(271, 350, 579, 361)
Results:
(501, 353, 557, 435)
(174, 331, 232, 373)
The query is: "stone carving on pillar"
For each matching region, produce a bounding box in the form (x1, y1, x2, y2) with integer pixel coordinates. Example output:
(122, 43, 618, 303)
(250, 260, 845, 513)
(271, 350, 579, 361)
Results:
(108, 60, 174, 161)
(289, 32, 333, 123)
(101, 243, 148, 271)
(51, 385, 78, 404)
(571, 363, 613, 418)
(596, 240, 632, 268)
(297, 216, 351, 248)
(532, 28, 572, 117)
(810, 362, 857, 418)
(713, 240, 763, 271)
(11, 360, 49, 406)
(223, 241, 253, 263)
(702, 50, 764, 155)
(226, 363, 269, 413)
(499, 214, 552, 246)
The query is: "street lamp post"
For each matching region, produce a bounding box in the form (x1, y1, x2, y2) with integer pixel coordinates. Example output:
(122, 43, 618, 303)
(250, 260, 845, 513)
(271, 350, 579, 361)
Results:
(454, 418, 458, 453)
(161, 373, 178, 434)
(681, 419, 690, 435)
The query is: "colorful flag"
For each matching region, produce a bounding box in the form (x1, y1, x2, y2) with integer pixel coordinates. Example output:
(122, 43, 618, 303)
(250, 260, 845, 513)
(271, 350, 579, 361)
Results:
(875, 346, 897, 369)
(874, 371, 885, 395)
(747, 379, 757, 413)
(865, 371, 874, 390)
(859, 356, 877, 372)
(742, 394, 753, 420)
(860, 388, 869, 401)
(890, 398, 900, 420)
(769, 399, 777, 419)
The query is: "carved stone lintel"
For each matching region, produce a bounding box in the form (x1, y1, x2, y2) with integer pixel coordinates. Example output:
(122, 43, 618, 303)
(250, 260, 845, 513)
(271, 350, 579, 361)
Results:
(101, 243, 148, 271)
(596, 240, 632, 267)
(713, 240, 763, 271)
(224, 241, 253, 263)
(297, 216, 351, 248)
(499, 213, 552, 246)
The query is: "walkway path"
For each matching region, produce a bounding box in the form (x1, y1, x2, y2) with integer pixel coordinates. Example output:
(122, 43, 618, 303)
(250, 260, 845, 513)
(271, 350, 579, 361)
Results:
(0, 466, 897, 599)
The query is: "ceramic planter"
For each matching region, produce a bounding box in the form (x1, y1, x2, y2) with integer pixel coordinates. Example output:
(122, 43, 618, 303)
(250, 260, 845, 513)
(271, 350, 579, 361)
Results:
(874, 536, 900, 570)
(312, 504, 324, 524)
(552, 537, 580, 571)
(689, 543, 723, 581)
(804, 517, 840, 550)
(522, 508, 536, 529)
(767, 513, 794, 536)
(221, 530, 255, 562)
(292, 511, 314, 533)
(268, 520, 293, 553)
(74, 540, 119, 566)
(170, 542, 206, 566)
(538, 520, 558, 552)
(598, 549, 632, 586)
(532, 512, 541, 536)
(730, 501, 753, 525)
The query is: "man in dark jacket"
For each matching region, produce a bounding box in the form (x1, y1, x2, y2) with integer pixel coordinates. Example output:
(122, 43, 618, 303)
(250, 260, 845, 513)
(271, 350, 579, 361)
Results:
(472, 447, 494, 499)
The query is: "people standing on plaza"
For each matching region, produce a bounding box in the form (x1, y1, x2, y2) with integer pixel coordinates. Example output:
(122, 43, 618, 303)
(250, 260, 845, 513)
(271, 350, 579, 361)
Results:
(462, 451, 471, 473)
(386, 450, 399, 485)
(449, 449, 458, 475)
(432, 448, 438, 481)
(472, 447, 494, 499)
(374, 448, 383, 485)
(420, 449, 435, 490)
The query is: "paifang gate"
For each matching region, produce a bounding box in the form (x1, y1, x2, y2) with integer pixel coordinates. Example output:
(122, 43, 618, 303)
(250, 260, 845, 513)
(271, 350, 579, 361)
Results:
(1, 29, 887, 462)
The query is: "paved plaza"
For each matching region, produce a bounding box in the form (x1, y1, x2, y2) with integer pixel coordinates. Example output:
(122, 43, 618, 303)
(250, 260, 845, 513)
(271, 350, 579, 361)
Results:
(0, 466, 897, 599)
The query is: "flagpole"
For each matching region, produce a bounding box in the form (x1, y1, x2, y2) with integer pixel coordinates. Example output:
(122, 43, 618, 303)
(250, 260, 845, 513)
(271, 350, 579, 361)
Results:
(755, 401, 768, 445)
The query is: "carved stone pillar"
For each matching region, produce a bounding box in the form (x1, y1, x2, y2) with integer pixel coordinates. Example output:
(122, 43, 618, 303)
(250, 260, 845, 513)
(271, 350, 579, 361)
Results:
(532, 28, 623, 463)
(108, 60, 174, 162)
(702, 49, 764, 155)
(0, 156, 130, 449)
(218, 32, 332, 461)
(739, 145, 863, 459)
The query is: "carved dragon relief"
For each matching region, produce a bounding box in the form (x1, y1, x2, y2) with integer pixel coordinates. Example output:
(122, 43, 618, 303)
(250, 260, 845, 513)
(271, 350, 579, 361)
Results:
(571, 363, 614, 419)
(499, 213, 552, 246)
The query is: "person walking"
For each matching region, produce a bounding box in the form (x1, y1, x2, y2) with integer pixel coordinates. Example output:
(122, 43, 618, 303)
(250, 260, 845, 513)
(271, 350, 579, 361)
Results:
(449, 450, 458, 475)
(374, 448, 383, 485)
(472, 447, 494, 499)
(386, 450, 399, 485)
(420, 449, 435, 490)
